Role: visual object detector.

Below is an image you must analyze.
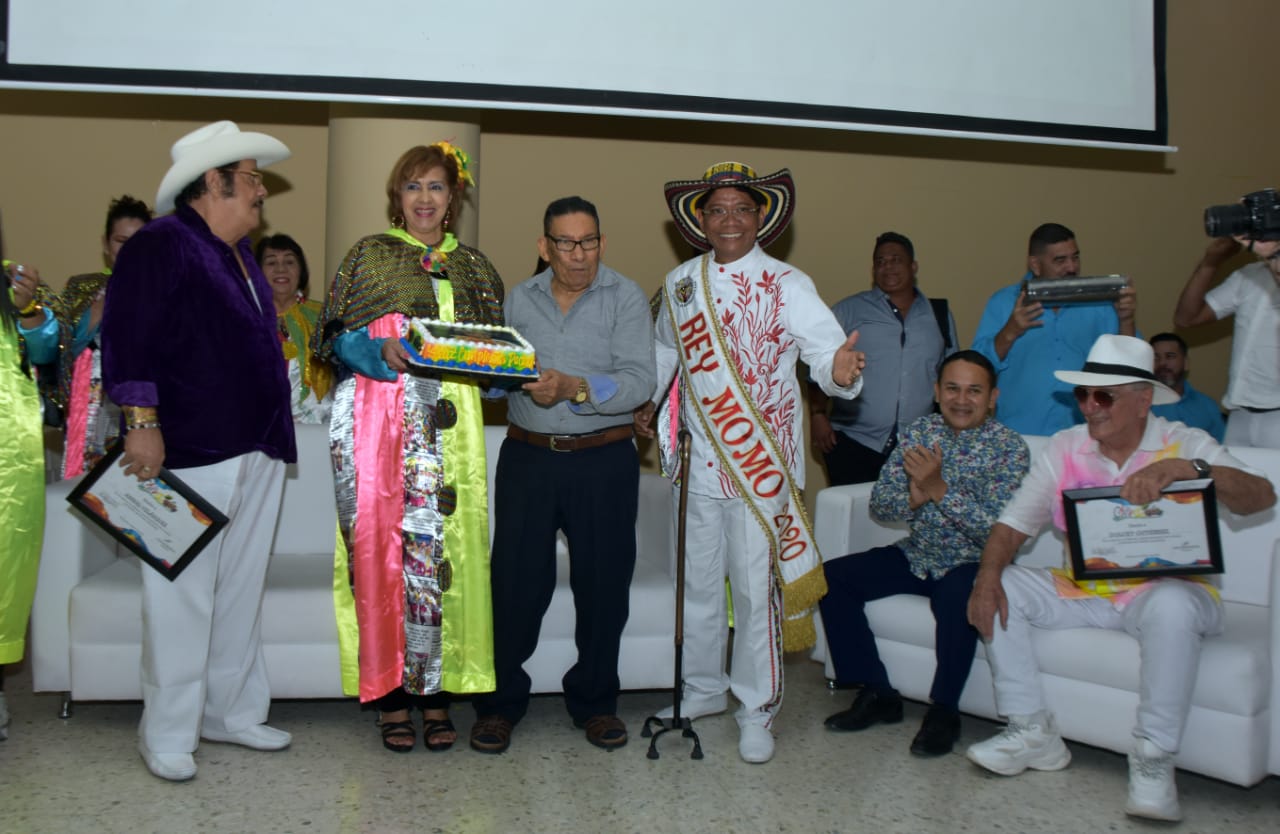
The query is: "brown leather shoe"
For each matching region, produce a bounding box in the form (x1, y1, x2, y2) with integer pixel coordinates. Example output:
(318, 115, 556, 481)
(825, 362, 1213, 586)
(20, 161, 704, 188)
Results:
(469, 715, 513, 754)
(575, 714, 628, 750)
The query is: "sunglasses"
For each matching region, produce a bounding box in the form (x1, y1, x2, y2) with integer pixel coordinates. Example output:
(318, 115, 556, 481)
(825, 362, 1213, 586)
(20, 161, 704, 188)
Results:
(1073, 386, 1121, 408)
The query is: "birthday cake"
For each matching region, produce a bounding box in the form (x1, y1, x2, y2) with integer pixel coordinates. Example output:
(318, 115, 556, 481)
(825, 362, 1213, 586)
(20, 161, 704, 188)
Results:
(401, 319, 538, 379)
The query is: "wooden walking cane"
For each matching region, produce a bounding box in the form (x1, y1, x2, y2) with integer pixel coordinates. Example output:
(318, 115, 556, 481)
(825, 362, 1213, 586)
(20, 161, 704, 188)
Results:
(641, 429, 703, 759)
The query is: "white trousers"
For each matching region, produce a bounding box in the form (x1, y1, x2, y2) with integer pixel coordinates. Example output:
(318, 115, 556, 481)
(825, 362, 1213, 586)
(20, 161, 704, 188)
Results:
(676, 491, 783, 728)
(1224, 408, 1280, 449)
(986, 565, 1223, 753)
(139, 452, 285, 753)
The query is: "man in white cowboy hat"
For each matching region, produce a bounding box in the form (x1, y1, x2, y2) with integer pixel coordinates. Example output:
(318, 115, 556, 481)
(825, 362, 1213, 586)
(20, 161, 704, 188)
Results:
(101, 120, 296, 782)
(636, 161, 866, 763)
(964, 334, 1274, 821)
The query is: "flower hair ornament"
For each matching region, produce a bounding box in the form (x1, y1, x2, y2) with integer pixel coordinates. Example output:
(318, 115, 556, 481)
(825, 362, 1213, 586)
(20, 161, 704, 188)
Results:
(433, 141, 475, 188)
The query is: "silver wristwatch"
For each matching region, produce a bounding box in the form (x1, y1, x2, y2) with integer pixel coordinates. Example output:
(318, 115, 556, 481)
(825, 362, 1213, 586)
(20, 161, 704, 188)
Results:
(1190, 458, 1211, 478)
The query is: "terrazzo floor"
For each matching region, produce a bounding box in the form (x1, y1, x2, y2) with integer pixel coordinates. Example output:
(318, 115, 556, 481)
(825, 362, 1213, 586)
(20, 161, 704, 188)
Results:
(1, 655, 1277, 834)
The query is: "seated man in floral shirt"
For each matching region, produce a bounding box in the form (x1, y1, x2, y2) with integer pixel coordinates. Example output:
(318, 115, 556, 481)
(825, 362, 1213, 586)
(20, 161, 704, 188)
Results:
(820, 350, 1029, 755)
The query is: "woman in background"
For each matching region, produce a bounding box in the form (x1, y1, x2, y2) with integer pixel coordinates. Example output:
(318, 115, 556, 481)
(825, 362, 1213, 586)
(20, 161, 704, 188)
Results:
(315, 142, 502, 752)
(0, 232, 56, 740)
(256, 233, 332, 423)
(48, 195, 151, 478)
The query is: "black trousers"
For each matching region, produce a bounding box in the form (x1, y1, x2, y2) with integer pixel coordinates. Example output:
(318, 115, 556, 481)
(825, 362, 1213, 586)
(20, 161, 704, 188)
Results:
(822, 432, 890, 486)
(820, 545, 979, 709)
(473, 435, 639, 725)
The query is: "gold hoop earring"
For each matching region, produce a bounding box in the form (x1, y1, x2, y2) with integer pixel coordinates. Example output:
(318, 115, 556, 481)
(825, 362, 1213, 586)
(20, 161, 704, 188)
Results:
(393, 214, 405, 229)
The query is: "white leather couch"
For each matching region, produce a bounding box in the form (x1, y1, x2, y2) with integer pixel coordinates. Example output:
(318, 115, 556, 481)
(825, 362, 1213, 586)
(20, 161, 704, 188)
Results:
(811, 436, 1280, 787)
(30, 423, 675, 712)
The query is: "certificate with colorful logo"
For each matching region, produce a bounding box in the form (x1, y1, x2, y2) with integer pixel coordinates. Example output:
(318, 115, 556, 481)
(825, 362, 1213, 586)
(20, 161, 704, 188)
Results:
(1063, 479, 1223, 580)
(67, 446, 228, 581)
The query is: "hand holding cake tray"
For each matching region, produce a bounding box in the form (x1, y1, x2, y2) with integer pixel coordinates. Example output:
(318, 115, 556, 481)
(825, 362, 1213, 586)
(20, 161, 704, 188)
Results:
(400, 318, 540, 380)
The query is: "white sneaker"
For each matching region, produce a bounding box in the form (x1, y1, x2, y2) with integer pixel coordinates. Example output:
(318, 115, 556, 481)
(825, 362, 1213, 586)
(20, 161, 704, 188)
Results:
(201, 724, 292, 751)
(139, 741, 197, 782)
(656, 694, 728, 722)
(1125, 737, 1181, 822)
(966, 713, 1071, 776)
(738, 724, 775, 764)
(0, 691, 9, 741)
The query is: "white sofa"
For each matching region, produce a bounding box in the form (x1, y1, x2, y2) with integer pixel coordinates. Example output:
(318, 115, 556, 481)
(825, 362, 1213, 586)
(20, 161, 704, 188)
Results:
(811, 436, 1280, 787)
(30, 423, 676, 712)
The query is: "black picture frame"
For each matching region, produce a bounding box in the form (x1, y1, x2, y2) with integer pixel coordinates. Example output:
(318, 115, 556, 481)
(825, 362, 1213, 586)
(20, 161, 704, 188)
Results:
(66, 445, 229, 581)
(1063, 480, 1223, 581)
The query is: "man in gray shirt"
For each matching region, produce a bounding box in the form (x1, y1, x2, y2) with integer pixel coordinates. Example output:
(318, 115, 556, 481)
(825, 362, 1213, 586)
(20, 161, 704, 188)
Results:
(811, 232, 957, 485)
(470, 196, 655, 755)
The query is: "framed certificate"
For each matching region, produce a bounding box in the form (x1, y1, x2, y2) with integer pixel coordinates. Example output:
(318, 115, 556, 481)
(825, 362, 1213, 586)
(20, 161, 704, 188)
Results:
(1063, 479, 1223, 581)
(66, 446, 229, 581)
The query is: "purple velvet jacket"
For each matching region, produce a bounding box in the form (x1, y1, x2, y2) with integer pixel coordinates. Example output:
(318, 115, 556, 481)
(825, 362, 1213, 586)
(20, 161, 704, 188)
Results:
(102, 205, 296, 469)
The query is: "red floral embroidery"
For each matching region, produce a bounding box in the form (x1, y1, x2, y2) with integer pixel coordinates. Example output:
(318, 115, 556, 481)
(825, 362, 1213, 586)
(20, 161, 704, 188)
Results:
(712, 267, 799, 496)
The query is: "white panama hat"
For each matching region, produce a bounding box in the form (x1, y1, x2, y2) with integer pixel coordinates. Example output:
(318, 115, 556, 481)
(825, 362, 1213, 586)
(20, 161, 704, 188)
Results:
(1053, 334, 1180, 405)
(154, 120, 291, 213)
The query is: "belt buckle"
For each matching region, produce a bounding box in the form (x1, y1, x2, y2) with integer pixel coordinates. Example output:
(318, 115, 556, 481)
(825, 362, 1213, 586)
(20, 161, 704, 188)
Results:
(548, 434, 572, 452)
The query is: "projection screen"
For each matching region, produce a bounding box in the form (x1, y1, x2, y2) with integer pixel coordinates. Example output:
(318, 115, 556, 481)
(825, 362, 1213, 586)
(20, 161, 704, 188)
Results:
(0, 0, 1169, 151)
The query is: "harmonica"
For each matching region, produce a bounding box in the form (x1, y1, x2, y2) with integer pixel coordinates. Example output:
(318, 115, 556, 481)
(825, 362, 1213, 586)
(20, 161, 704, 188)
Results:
(1024, 274, 1128, 304)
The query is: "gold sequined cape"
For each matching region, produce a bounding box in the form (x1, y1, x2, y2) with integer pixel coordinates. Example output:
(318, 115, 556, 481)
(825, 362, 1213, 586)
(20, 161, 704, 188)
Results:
(44, 271, 109, 409)
(314, 234, 504, 361)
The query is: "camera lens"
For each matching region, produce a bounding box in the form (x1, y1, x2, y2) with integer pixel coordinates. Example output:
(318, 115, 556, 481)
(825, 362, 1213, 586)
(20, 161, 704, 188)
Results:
(1204, 203, 1253, 238)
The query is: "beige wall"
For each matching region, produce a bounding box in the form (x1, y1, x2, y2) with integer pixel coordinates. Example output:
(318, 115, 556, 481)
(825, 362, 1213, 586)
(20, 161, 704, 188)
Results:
(0, 1, 1273, 495)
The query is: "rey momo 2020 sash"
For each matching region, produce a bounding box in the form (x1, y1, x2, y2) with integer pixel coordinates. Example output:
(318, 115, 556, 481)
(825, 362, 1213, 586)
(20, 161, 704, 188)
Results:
(660, 254, 826, 651)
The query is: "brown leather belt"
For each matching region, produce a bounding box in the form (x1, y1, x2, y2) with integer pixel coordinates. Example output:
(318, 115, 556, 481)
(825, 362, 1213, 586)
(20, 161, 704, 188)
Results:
(507, 424, 634, 452)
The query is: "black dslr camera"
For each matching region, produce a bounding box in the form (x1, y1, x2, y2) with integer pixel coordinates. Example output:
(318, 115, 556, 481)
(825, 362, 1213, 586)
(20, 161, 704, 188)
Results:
(1204, 188, 1280, 241)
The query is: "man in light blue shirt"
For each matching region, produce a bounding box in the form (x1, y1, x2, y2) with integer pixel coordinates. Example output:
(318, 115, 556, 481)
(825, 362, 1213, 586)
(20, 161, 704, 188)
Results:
(1148, 332, 1225, 441)
(971, 223, 1137, 436)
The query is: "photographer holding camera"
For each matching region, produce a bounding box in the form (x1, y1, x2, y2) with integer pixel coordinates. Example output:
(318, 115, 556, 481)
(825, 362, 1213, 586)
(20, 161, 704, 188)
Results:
(1174, 189, 1280, 448)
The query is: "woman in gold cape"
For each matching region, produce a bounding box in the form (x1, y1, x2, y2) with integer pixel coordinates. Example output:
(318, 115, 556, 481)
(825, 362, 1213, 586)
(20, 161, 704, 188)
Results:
(314, 142, 501, 752)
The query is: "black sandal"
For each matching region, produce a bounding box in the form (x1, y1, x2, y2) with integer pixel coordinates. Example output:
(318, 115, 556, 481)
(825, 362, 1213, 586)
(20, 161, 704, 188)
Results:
(423, 717, 456, 752)
(379, 718, 416, 753)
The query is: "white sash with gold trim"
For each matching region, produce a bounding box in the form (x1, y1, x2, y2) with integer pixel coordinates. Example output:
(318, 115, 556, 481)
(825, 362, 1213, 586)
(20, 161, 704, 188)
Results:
(659, 254, 826, 650)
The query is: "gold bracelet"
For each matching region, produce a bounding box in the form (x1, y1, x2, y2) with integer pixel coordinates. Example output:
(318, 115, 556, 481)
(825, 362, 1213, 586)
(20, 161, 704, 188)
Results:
(18, 299, 40, 317)
(122, 406, 159, 424)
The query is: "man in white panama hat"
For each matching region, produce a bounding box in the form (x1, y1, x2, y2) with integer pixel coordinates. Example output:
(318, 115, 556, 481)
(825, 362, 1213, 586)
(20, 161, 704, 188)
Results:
(964, 334, 1274, 821)
(636, 161, 866, 763)
(101, 120, 296, 782)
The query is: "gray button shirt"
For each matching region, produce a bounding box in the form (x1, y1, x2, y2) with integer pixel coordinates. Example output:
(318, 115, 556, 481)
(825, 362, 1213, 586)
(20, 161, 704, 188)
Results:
(505, 264, 656, 435)
(829, 287, 956, 451)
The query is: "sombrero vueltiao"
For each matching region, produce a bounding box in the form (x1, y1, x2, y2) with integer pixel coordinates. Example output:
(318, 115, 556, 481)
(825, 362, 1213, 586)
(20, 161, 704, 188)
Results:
(664, 162, 796, 252)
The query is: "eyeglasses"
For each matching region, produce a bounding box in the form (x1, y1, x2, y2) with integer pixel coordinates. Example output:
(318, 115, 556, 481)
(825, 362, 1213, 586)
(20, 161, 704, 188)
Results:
(701, 206, 759, 219)
(234, 170, 264, 188)
(546, 235, 601, 252)
(1073, 386, 1120, 409)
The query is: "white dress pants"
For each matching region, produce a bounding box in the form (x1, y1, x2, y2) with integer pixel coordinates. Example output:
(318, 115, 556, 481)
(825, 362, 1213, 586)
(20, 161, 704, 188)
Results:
(139, 452, 285, 753)
(986, 565, 1223, 753)
(1225, 408, 1280, 450)
(676, 491, 783, 728)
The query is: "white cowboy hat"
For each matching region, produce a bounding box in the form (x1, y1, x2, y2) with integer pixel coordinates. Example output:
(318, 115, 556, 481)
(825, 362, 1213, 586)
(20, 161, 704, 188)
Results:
(1054, 334, 1180, 405)
(155, 120, 291, 213)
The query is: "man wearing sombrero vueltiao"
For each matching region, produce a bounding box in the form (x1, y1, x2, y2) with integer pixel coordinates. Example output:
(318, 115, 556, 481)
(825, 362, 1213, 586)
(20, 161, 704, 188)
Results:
(635, 162, 866, 763)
